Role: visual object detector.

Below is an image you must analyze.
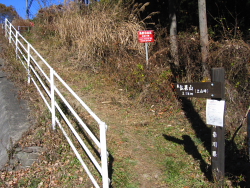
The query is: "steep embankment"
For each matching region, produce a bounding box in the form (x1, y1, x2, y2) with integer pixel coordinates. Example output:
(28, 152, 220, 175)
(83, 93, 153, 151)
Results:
(0, 48, 31, 169)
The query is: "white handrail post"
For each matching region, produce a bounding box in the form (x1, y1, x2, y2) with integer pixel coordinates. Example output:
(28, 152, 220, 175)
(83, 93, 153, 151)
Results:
(15, 29, 19, 59)
(27, 43, 31, 84)
(100, 122, 109, 188)
(9, 22, 11, 44)
(50, 68, 56, 130)
(4, 19, 7, 37)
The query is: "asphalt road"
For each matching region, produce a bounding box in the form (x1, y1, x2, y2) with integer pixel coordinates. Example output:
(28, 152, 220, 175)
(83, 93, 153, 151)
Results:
(0, 57, 31, 169)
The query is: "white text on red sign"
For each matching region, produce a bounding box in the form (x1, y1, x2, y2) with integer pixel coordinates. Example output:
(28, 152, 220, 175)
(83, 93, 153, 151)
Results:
(138, 30, 155, 43)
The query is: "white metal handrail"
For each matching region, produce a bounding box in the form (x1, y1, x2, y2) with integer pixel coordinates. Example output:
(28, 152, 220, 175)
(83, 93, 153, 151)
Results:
(4, 18, 109, 188)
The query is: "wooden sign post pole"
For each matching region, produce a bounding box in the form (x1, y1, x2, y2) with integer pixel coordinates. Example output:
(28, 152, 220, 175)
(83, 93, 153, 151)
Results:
(174, 67, 226, 185)
(211, 68, 225, 187)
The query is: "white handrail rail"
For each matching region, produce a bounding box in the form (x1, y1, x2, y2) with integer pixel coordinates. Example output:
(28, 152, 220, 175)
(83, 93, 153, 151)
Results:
(53, 71, 102, 147)
(4, 18, 109, 188)
(55, 114, 100, 188)
(53, 91, 102, 173)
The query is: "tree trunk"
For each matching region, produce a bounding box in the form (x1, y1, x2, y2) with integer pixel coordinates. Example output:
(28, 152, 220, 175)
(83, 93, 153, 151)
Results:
(169, 0, 179, 67)
(198, 0, 209, 79)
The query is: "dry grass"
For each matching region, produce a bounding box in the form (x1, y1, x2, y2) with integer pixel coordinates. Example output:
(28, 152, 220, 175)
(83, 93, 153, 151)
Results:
(11, 18, 32, 28)
(27, 0, 250, 125)
(47, 2, 145, 70)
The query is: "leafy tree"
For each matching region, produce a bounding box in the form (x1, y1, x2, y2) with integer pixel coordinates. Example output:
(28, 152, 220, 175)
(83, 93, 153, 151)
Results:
(0, 3, 18, 23)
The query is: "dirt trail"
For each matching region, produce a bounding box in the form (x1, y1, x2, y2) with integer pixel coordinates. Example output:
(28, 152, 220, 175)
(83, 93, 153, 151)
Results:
(15, 42, 169, 187)
(81, 85, 168, 187)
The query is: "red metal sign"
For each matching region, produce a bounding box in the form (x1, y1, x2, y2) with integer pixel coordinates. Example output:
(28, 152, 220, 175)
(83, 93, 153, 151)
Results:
(138, 30, 155, 43)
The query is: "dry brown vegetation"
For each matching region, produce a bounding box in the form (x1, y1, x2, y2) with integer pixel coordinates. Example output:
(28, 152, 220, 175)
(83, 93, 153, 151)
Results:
(1, 0, 250, 187)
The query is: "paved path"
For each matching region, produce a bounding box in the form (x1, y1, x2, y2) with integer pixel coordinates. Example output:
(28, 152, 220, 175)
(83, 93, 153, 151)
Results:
(0, 43, 43, 170)
(0, 57, 32, 169)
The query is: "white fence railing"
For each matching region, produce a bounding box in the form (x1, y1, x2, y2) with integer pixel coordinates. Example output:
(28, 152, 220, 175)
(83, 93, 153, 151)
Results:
(4, 18, 109, 188)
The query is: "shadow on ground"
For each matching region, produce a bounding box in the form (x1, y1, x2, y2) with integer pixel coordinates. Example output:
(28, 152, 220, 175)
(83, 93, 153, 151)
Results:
(163, 97, 250, 187)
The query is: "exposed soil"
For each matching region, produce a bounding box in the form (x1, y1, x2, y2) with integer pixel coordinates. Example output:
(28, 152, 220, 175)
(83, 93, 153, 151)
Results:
(80, 79, 169, 187)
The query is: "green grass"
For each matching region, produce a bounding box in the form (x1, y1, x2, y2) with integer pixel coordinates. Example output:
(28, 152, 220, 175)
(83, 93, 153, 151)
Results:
(111, 158, 140, 188)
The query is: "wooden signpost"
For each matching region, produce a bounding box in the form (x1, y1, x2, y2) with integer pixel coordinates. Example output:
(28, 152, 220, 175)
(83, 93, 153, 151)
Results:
(175, 68, 225, 187)
(210, 68, 225, 187)
(175, 82, 222, 98)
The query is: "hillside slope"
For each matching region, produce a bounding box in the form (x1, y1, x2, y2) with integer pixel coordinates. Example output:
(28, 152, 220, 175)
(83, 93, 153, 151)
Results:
(0, 35, 217, 187)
